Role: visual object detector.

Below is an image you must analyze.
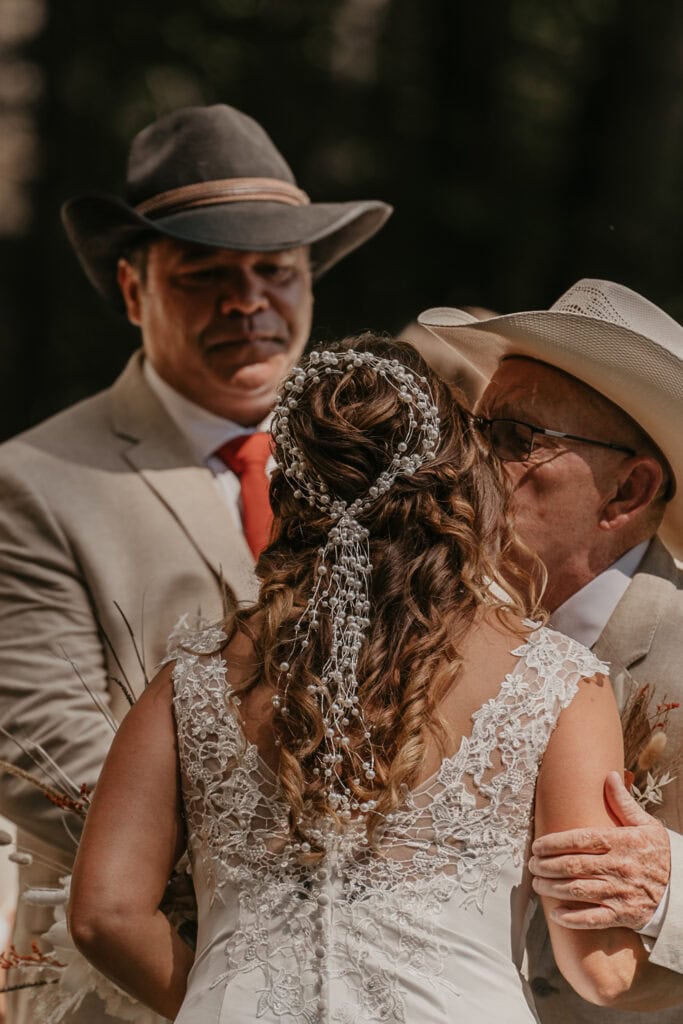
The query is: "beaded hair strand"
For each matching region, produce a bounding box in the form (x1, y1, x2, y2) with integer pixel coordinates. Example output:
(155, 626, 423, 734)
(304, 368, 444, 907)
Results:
(271, 348, 440, 820)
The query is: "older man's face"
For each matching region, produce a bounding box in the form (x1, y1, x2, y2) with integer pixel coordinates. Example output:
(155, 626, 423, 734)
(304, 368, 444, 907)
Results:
(477, 358, 638, 598)
(118, 238, 313, 425)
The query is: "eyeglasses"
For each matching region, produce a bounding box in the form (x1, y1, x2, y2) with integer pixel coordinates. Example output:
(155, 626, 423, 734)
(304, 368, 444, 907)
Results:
(472, 416, 636, 463)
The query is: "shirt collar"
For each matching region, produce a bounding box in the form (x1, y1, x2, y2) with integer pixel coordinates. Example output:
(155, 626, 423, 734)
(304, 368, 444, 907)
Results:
(549, 540, 651, 648)
(143, 358, 272, 463)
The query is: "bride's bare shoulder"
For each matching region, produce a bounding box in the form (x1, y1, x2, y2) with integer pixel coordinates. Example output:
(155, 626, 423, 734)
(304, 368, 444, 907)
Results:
(463, 603, 535, 659)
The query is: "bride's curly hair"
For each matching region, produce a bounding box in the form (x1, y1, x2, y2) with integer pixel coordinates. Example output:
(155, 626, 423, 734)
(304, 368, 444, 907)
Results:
(227, 334, 542, 852)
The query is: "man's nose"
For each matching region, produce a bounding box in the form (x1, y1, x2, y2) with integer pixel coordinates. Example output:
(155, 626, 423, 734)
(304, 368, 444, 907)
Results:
(217, 272, 268, 316)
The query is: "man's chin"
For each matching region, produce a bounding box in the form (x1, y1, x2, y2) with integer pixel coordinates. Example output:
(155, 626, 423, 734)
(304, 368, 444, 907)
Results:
(223, 359, 284, 393)
(202, 345, 303, 422)
(205, 341, 291, 384)
(208, 366, 283, 425)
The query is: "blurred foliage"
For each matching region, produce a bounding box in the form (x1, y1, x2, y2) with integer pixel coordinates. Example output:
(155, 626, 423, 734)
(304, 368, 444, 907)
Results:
(2, 0, 683, 438)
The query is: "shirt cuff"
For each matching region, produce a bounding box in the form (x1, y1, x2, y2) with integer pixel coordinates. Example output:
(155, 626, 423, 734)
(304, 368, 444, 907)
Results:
(637, 880, 671, 940)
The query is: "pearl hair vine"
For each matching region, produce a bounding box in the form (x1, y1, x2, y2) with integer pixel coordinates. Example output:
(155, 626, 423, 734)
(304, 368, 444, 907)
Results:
(271, 348, 440, 819)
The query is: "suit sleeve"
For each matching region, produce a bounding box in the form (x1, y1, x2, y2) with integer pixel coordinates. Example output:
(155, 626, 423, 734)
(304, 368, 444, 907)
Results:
(647, 829, 683, 973)
(0, 458, 115, 857)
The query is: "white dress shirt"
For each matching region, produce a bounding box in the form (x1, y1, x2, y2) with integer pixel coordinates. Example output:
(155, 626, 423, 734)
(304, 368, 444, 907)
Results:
(143, 359, 275, 534)
(550, 538, 669, 939)
(549, 540, 649, 649)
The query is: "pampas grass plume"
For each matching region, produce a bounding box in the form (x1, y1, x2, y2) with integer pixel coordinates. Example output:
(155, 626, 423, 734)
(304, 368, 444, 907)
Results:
(637, 731, 668, 771)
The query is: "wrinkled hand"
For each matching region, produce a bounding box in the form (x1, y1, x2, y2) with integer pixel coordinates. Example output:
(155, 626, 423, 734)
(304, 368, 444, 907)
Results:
(529, 770, 671, 930)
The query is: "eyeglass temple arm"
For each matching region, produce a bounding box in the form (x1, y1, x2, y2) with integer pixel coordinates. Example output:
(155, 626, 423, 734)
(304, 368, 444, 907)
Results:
(540, 427, 635, 455)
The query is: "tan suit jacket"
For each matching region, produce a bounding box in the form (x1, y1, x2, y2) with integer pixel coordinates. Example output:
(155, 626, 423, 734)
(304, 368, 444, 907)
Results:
(526, 537, 683, 1022)
(0, 351, 259, 1022)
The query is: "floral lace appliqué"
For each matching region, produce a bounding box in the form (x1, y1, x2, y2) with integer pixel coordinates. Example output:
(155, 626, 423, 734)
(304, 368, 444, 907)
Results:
(171, 624, 606, 1023)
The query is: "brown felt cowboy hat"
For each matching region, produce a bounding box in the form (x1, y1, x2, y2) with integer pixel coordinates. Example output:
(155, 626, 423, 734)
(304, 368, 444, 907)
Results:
(62, 104, 392, 310)
(418, 279, 683, 557)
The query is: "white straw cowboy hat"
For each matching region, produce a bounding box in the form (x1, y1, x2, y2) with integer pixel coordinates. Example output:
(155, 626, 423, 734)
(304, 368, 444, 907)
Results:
(418, 278, 683, 557)
(62, 104, 392, 311)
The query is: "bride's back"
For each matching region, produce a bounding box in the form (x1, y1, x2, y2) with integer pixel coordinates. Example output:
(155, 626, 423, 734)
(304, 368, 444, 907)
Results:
(171, 613, 602, 1024)
(229, 607, 527, 788)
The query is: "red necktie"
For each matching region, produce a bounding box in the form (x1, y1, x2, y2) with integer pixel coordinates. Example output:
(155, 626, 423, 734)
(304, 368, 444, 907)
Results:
(215, 433, 274, 559)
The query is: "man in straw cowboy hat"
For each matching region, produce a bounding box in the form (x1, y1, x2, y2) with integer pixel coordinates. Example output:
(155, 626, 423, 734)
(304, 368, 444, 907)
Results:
(0, 103, 391, 1023)
(419, 279, 683, 1020)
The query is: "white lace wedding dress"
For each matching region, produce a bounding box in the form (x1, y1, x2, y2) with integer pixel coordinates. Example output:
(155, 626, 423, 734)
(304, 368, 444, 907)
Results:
(170, 623, 605, 1024)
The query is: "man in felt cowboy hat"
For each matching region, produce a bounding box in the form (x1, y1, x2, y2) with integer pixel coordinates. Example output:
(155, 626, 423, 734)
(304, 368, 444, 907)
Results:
(419, 279, 683, 1019)
(0, 103, 390, 1023)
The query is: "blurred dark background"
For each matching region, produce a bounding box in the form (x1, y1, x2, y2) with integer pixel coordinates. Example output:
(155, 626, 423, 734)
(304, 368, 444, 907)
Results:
(2, 0, 683, 439)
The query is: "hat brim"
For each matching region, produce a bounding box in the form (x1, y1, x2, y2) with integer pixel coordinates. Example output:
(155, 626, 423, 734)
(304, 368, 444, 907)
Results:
(418, 306, 683, 558)
(62, 192, 392, 310)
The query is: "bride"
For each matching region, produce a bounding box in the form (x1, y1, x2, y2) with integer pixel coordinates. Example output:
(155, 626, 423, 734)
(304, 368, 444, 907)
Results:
(67, 337, 665, 1022)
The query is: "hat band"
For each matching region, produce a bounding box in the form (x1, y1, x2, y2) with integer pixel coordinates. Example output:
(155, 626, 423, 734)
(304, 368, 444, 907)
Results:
(135, 177, 310, 218)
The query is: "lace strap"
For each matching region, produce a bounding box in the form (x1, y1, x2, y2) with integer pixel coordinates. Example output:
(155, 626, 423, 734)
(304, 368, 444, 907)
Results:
(512, 625, 609, 727)
(166, 617, 247, 795)
(164, 612, 228, 662)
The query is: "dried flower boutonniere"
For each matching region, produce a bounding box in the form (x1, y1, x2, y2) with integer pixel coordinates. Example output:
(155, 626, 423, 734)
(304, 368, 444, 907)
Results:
(621, 682, 679, 808)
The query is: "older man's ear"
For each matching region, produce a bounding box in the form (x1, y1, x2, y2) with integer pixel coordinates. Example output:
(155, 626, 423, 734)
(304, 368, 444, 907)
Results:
(599, 457, 666, 534)
(117, 257, 143, 326)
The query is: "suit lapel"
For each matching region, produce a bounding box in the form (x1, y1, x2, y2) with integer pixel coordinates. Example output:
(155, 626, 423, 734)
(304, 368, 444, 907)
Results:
(593, 537, 677, 707)
(108, 352, 257, 598)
